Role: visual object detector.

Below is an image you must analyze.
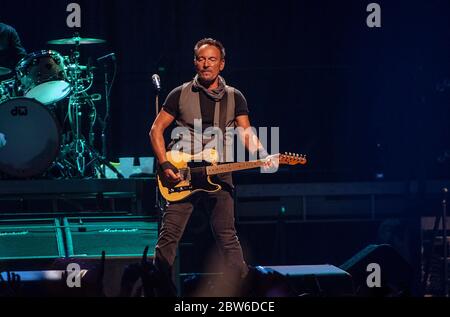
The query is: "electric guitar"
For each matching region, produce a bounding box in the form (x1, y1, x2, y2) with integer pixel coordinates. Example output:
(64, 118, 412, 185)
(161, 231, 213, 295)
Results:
(157, 149, 307, 202)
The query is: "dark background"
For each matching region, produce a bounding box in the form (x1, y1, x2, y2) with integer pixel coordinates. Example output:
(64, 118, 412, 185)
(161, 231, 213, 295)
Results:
(2, 1, 448, 293)
(1, 0, 450, 182)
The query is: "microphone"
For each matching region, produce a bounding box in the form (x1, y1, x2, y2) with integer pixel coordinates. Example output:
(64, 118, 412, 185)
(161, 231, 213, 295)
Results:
(152, 74, 161, 92)
(97, 53, 116, 62)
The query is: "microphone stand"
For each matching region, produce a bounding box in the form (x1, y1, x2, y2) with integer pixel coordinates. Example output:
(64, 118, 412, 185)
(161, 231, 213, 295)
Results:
(153, 84, 164, 215)
(96, 56, 123, 179)
(443, 187, 448, 297)
(102, 60, 109, 175)
(152, 76, 179, 294)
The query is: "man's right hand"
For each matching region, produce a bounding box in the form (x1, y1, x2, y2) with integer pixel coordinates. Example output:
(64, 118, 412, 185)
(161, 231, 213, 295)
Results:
(160, 161, 182, 183)
(163, 168, 182, 183)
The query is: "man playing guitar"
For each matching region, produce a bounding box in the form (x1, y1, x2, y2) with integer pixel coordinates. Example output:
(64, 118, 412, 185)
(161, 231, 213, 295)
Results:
(149, 38, 277, 295)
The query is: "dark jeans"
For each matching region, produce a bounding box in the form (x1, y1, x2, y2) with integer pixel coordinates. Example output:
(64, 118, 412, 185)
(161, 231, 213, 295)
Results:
(154, 187, 248, 279)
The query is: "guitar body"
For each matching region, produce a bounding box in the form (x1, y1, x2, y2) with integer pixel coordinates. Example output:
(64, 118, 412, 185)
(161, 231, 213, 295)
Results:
(157, 149, 222, 202)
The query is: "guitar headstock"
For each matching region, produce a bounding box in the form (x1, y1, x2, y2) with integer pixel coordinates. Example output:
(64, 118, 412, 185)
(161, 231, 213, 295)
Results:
(279, 152, 307, 165)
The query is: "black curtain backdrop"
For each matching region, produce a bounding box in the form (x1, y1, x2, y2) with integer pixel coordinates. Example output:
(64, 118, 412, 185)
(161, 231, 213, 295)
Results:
(1, 0, 450, 182)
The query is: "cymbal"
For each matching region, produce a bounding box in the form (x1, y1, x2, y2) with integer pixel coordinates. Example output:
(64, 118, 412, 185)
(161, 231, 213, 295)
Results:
(0, 67, 12, 76)
(47, 37, 106, 45)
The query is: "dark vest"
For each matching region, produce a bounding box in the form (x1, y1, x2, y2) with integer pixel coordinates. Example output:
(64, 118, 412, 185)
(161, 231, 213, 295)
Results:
(169, 80, 236, 162)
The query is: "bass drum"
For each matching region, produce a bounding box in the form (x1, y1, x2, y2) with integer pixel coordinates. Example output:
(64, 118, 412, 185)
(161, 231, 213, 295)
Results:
(0, 98, 60, 178)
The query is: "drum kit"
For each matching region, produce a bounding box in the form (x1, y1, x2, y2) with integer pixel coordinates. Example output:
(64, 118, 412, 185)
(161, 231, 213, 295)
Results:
(0, 35, 122, 179)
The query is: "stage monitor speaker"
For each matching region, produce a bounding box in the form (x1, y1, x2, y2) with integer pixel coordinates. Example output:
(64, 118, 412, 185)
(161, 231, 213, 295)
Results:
(63, 216, 158, 258)
(340, 244, 413, 297)
(63, 216, 159, 297)
(249, 264, 354, 297)
(0, 218, 65, 267)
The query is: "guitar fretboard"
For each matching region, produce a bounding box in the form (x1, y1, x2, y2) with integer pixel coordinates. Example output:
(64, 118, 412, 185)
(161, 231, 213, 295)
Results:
(206, 160, 266, 175)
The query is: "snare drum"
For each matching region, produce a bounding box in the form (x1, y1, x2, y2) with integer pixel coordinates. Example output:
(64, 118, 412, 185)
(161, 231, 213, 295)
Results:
(0, 98, 60, 178)
(16, 50, 71, 105)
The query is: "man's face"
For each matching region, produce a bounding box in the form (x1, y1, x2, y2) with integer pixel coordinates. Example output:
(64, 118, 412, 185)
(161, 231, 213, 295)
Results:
(194, 44, 225, 84)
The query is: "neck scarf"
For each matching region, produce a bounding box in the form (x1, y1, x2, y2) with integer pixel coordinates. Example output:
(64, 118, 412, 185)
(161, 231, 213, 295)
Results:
(193, 74, 227, 102)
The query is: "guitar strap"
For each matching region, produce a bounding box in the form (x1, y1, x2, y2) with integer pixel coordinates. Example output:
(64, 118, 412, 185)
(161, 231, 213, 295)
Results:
(217, 87, 235, 163)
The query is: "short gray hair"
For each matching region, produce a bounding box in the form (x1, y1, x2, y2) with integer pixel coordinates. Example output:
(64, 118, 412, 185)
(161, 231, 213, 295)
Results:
(194, 38, 226, 60)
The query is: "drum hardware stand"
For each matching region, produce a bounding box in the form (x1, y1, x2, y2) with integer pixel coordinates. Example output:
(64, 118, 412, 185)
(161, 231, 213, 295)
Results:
(58, 38, 123, 179)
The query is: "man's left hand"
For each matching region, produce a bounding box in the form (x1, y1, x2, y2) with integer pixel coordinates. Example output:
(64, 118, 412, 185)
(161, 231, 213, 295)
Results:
(262, 154, 279, 174)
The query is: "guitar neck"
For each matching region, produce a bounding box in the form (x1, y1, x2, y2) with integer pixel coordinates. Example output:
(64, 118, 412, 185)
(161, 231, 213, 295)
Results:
(206, 160, 266, 175)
